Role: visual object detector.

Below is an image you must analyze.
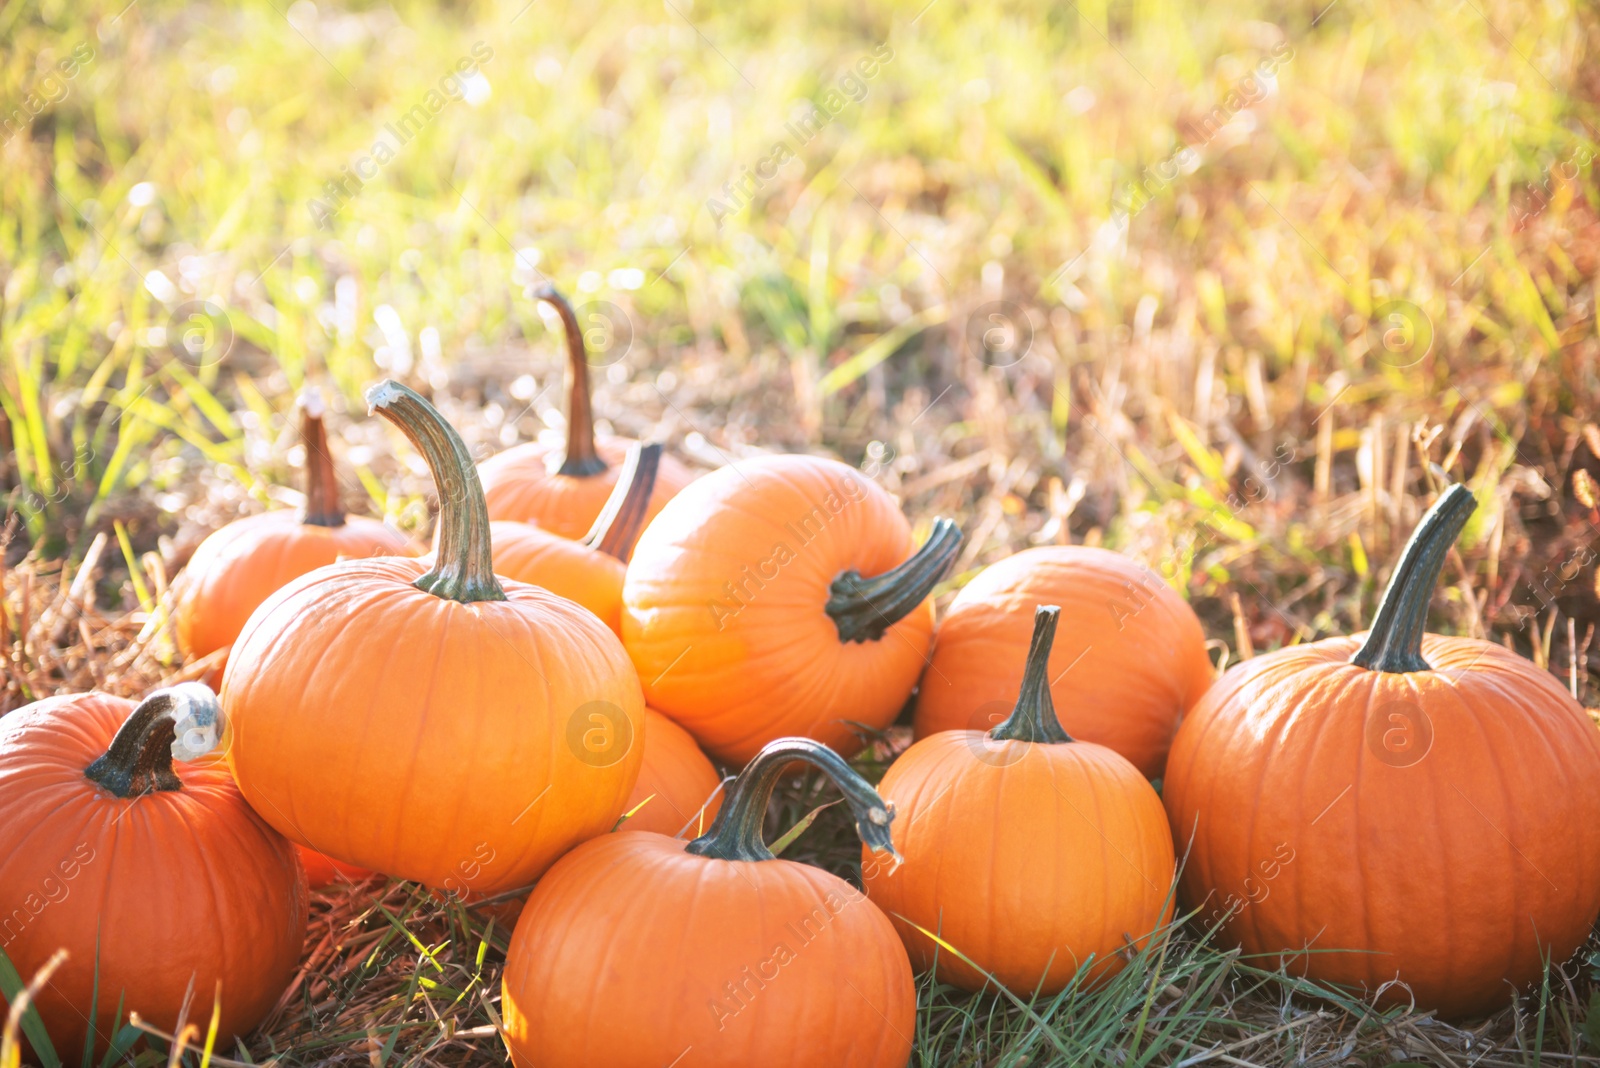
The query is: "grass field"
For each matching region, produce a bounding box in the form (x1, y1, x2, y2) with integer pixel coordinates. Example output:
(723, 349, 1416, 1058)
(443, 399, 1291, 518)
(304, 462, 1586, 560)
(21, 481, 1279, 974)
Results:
(5, 0, 1600, 1063)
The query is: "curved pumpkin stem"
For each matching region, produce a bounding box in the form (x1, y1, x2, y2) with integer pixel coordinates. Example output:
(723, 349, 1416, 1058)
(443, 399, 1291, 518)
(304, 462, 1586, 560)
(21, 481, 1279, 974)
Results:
(84, 683, 225, 797)
(1351, 483, 1477, 673)
(989, 605, 1074, 744)
(537, 285, 607, 479)
(826, 517, 962, 643)
(367, 380, 507, 604)
(685, 737, 898, 863)
(582, 442, 661, 563)
(300, 388, 346, 528)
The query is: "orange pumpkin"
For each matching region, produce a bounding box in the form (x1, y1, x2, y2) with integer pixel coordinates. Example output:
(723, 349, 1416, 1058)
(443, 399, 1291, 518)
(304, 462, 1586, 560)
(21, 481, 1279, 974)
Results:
(865, 606, 1174, 993)
(297, 846, 373, 889)
(487, 443, 662, 635)
(502, 737, 914, 1068)
(1164, 485, 1600, 1018)
(913, 545, 1212, 778)
(222, 381, 644, 894)
(622, 708, 724, 837)
(0, 684, 306, 1063)
(622, 454, 961, 765)
(479, 286, 696, 539)
(176, 390, 412, 665)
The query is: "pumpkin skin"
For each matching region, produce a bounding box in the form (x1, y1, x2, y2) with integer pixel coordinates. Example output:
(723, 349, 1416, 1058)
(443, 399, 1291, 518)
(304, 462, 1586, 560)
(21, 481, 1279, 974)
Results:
(623, 709, 724, 837)
(222, 382, 645, 894)
(298, 845, 372, 889)
(481, 437, 696, 541)
(484, 443, 666, 636)
(502, 738, 914, 1068)
(1164, 485, 1600, 1018)
(914, 546, 1213, 779)
(479, 286, 695, 539)
(623, 454, 961, 765)
(0, 686, 306, 1063)
(176, 394, 412, 663)
(866, 607, 1174, 993)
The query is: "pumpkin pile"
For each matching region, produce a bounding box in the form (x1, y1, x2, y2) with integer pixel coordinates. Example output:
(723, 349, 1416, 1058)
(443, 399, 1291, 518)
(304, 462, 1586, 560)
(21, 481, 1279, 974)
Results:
(5, 284, 1599, 1064)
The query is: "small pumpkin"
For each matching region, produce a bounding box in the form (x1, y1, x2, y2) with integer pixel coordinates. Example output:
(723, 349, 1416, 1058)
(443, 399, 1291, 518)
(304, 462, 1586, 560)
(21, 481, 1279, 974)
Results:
(222, 381, 644, 893)
(622, 708, 724, 837)
(0, 684, 306, 1063)
(487, 442, 662, 635)
(913, 545, 1212, 778)
(479, 286, 696, 539)
(623, 454, 961, 765)
(502, 737, 914, 1068)
(865, 605, 1174, 993)
(176, 389, 412, 665)
(1164, 485, 1600, 1018)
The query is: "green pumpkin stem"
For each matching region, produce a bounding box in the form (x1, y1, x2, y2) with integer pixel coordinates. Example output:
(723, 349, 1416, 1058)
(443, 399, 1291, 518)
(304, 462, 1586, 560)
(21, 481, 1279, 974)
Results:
(685, 737, 898, 863)
(826, 517, 962, 643)
(367, 380, 507, 604)
(582, 442, 661, 563)
(85, 683, 225, 798)
(299, 389, 346, 528)
(1351, 483, 1477, 673)
(537, 285, 607, 479)
(989, 605, 1073, 744)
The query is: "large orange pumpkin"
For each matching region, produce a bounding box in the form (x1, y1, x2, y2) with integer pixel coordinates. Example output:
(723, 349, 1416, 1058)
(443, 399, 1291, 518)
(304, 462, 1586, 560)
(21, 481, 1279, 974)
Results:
(502, 737, 914, 1068)
(622, 708, 724, 837)
(865, 606, 1174, 994)
(622, 454, 961, 765)
(222, 381, 644, 894)
(0, 684, 306, 1063)
(479, 286, 696, 539)
(913, 545, 1212, 778)
(487, 443, 662, 635)
(1164, 484, 1600, 1018)
(176, 390, 412, 664)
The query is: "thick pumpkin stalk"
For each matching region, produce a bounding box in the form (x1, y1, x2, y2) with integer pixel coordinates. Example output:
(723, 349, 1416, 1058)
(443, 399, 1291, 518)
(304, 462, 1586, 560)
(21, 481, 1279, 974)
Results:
(84, 683, 225, 797)
(686, 737, 898, 863)
(299, 388, 346, 528)
(1351, 484, 1477, 673)
(989, 605, 1073, 744)
(537, 285, 607, 478)
(827, 517, 963, 643)
(367, 380, 507, 604)
(582, 442, 661, 562)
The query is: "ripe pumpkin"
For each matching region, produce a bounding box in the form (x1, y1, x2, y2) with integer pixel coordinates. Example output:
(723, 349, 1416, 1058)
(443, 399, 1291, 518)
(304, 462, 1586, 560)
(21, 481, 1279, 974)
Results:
(865, 606, 1174, 994)
(0, 684, 306, 1063)
(222, 381, 645, 894)
(1164, 484, 1600, 1018)
(622, 708, 724, 837)
(913, 545, 1212, 778)
(622, 454, 961, 765)
(479, 286, 695, 539)
(502, 737, 914, 1068)
(486, 442, 662, 635)
(176, 390, 412, 664)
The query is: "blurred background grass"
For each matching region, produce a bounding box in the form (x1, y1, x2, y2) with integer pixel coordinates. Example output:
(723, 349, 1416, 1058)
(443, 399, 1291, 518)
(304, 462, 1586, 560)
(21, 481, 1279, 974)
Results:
(7, 0, 1600, 1062)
